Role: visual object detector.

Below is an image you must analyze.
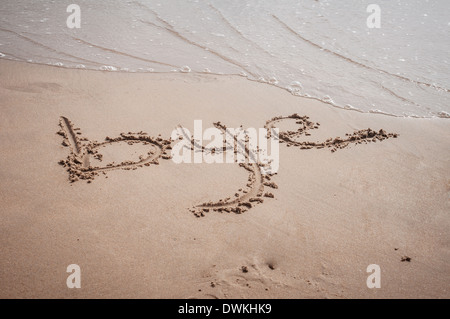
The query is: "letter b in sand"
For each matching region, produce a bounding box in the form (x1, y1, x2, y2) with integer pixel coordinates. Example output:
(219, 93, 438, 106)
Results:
(366, 264, 381, 288)
(66, 4, 81, 29)
(366, 4, 381, 29)
(66, 264, 81, 288)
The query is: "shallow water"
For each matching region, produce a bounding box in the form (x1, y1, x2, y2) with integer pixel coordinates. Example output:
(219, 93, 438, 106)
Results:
(1, 0, 449, 118)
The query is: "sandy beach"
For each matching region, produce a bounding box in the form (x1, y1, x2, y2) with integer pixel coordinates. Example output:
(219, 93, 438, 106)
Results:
(0, 59, 449, 298)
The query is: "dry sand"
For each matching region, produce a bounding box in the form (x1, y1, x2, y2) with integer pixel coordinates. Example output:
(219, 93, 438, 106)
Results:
(0, 60, 449, 298)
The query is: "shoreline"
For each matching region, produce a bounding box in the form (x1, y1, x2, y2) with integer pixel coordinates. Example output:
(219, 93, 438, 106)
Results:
(2, 58, 448, 120)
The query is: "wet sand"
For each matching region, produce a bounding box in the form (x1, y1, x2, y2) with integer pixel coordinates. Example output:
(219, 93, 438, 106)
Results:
(0, 60, 449, 298)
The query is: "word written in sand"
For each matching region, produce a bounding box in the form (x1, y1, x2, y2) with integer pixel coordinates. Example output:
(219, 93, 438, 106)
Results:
(57, 114, 398, 217)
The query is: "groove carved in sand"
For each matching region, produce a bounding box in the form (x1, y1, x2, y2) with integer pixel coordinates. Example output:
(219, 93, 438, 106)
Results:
(265, 113, 398, 153)
(57, 116, 172, 183)
(178, 121, 277, 217)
